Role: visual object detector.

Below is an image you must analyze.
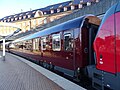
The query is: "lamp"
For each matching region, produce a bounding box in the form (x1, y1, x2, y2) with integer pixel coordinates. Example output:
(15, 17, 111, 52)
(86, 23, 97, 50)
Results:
(2, 28, 21, 61)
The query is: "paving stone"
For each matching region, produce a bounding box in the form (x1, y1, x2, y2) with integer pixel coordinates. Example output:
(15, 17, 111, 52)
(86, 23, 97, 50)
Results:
(0, 52, 63, 90)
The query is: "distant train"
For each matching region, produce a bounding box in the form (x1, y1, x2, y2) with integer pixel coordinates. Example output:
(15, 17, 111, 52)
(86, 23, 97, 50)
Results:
(8, 2, 120, 90)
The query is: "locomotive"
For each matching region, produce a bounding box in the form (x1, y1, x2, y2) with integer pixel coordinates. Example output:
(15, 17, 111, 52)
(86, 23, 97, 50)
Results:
(9, 2, 120, 90)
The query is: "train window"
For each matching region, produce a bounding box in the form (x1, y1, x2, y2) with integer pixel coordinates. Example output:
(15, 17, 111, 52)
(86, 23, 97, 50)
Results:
(33, 38, 39, 51)
(64, 32, 73, 51)
(20, 41, 26, 49)
(25, 40, 33, 51)
(52, 33, 61, 51)
(15, 42, 23, 49)
(41, 37, 46, 50)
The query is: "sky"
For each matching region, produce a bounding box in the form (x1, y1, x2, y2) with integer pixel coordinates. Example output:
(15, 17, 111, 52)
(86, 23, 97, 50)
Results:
(0, 0, 69, 18)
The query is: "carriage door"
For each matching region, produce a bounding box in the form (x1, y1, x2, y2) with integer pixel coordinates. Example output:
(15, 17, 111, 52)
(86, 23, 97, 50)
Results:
(41, 37, 46, 57)
(81, 20, 89, 66)
(63, 30, 74, 70)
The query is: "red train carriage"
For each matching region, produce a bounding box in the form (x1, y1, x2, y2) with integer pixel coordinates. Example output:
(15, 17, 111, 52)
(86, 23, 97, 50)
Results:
(10, 15, 100, 78)
(93, 2, 120, 90)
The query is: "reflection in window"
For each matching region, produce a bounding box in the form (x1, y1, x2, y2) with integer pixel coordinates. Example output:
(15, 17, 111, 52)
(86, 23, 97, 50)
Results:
(64, 33, 73, 51)
(52, 33, 61, 51)
(33, 38, 39, 51)
(24, 40, 33, 51)
(41, 37, 46, 50)
(44, 19, 47, 24)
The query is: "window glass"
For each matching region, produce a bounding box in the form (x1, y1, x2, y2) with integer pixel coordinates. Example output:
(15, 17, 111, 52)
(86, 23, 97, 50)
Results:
(64, 31, 73, 51)
(21, 41, 26, 49)
(52, 33, 61, 51)
(33, 38, 39, 50)
(41, 37, 46, 50)
(25, 40, 32, 51)
(44, 19, 47, 24)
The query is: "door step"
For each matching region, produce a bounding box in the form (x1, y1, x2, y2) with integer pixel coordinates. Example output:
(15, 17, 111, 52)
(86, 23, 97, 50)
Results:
(92, 69, 104, 90)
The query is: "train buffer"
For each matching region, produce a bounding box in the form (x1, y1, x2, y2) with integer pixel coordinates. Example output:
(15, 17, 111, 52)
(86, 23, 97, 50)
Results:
(0, 51, 86, 90)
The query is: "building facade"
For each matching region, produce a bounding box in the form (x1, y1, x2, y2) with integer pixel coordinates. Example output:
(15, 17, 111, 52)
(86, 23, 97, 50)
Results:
(0, 0, 99, 36)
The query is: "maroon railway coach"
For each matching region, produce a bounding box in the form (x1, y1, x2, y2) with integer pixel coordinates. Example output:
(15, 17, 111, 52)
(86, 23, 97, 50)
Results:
(10, 15, 100, 78)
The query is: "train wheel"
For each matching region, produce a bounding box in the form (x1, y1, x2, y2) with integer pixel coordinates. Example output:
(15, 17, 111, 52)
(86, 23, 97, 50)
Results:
(47, 62, 54, 70)
(39, 60, 43, 66)
(50, 64, 54, 71)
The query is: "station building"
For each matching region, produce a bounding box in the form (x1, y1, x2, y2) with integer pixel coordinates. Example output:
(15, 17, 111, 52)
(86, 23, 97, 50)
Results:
(0, 0, 99, 36)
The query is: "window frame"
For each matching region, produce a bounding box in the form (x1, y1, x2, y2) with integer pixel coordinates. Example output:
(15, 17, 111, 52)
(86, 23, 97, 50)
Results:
(63, 30, 74, 51)
(52, 33, 61, 51)
(33, 38, 39, 51)
(24, 40, 33, 50)
(41, 37, 47, 50)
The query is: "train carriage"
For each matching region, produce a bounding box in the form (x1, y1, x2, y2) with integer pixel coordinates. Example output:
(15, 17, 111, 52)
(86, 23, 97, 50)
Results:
(10, 15, 100, 78)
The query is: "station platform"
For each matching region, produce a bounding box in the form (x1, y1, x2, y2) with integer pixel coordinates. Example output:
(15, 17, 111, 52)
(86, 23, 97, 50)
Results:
(0, 51, 86, 90)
